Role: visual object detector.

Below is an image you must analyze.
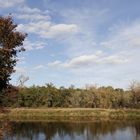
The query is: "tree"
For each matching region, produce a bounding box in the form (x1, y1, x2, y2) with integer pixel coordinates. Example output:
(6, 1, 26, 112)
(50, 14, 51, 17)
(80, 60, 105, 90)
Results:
(17, 74, 29, 87)
(0, 16, 27, 92)
(129, 80, 140, 106)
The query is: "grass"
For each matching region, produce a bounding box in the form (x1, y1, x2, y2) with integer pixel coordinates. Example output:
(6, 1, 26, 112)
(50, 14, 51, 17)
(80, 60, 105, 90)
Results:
(0, 108, 140, 121)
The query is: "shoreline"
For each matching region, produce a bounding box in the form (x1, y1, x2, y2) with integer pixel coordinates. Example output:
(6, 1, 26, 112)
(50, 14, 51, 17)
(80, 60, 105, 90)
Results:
(0, 108, 140, 121)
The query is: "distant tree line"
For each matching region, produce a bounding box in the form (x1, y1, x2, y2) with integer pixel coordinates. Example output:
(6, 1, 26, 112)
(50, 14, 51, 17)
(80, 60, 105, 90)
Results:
(1, 82, 140, 108)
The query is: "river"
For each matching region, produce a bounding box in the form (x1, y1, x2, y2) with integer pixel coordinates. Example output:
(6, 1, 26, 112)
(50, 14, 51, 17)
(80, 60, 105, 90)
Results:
(4, 120, 140, 140)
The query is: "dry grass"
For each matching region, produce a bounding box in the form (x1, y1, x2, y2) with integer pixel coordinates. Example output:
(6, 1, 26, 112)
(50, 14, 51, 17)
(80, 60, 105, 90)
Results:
(0, 108, 140, 121)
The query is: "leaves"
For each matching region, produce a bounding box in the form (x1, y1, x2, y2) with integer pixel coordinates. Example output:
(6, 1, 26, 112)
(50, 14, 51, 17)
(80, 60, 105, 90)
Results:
(0, 16, 27, 91)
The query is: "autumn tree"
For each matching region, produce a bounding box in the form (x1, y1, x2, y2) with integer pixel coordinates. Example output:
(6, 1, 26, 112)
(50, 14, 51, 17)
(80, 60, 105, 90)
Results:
(130, 81, 140, 107)
(0, 16, 27, 92)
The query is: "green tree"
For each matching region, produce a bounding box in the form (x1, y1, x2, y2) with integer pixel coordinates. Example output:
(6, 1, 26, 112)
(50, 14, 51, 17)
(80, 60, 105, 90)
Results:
(0, 16, 27, 92)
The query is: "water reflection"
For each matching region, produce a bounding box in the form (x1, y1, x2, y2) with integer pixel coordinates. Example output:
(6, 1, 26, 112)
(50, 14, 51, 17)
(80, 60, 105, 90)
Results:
(4, 121, 140, 140)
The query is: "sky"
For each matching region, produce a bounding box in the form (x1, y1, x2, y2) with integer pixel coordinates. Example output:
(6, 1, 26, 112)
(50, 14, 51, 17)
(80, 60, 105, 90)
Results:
(0, 0, 140, 88)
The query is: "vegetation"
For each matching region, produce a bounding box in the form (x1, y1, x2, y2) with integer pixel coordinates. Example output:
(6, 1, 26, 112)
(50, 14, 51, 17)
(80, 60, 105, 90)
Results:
(0, 16, 27, 92)
(0, 15, 26, 139)
(0, 108, 140, 121)
(0, 82, 139, 109)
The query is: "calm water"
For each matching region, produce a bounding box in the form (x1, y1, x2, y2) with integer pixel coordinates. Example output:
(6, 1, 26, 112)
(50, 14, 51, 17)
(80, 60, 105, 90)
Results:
(4, 120, 140, 140)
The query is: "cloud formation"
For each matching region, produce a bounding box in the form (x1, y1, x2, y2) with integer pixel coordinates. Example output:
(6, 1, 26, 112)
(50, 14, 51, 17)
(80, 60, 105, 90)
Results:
(33, 65, 45, 70)
(15, 67, 26, 73)
(100, 20, 140, 48)
(23, 40, 46, 51)
(48, 52, 128, 69)
(0, 0, 24, 8)
(17, 22, 78, 39)
(14, 5, 78, 39)
(15, 6, 50, 21)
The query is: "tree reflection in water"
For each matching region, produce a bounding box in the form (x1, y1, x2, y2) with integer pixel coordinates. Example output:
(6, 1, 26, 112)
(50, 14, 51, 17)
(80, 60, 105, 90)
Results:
(0, 121, 12, 140)
(4, 121, 140, 140)
(0, 108, 12, 140)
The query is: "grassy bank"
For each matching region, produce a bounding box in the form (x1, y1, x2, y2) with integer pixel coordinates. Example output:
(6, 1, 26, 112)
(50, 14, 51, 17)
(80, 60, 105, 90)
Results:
(0, 108, 140, 121)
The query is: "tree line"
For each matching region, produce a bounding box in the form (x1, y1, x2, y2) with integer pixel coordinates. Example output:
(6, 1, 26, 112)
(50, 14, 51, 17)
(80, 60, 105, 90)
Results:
(1, 82, 140, 108)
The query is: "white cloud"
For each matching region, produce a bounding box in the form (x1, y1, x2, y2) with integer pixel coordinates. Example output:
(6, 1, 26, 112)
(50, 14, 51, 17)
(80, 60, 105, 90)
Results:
(15, 6, 51, 21)
(15, 67, 26, 73)
(33, 65, 45, 70)
(48, 52, 128, 69)
(15, 13, 50, 21)
(0, 0, 24, 8)
(46, 24, 78, 38)
(100, 20, 140, 48)
(23, 40, 46, 51)
(18, 6, 42, 14)
(15, 4, 78, 40)
(14, 4, 78, 40)
(57, 8, 109, 57)
(63, 55, 98, 68)
(48, 61, 62, 67)
(102, 55, 128, 64)
(17, 22, 78, 39)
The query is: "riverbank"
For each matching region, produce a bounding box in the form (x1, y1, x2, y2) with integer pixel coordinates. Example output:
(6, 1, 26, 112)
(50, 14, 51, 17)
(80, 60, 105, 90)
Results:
(0, 108, 140, 121)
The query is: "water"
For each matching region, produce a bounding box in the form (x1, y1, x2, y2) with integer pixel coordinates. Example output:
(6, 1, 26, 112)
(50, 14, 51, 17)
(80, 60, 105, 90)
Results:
(4, 121, 140, 140)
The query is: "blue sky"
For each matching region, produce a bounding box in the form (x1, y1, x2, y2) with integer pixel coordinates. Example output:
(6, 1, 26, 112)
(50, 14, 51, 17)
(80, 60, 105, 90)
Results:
(1, 0, 140, 88)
